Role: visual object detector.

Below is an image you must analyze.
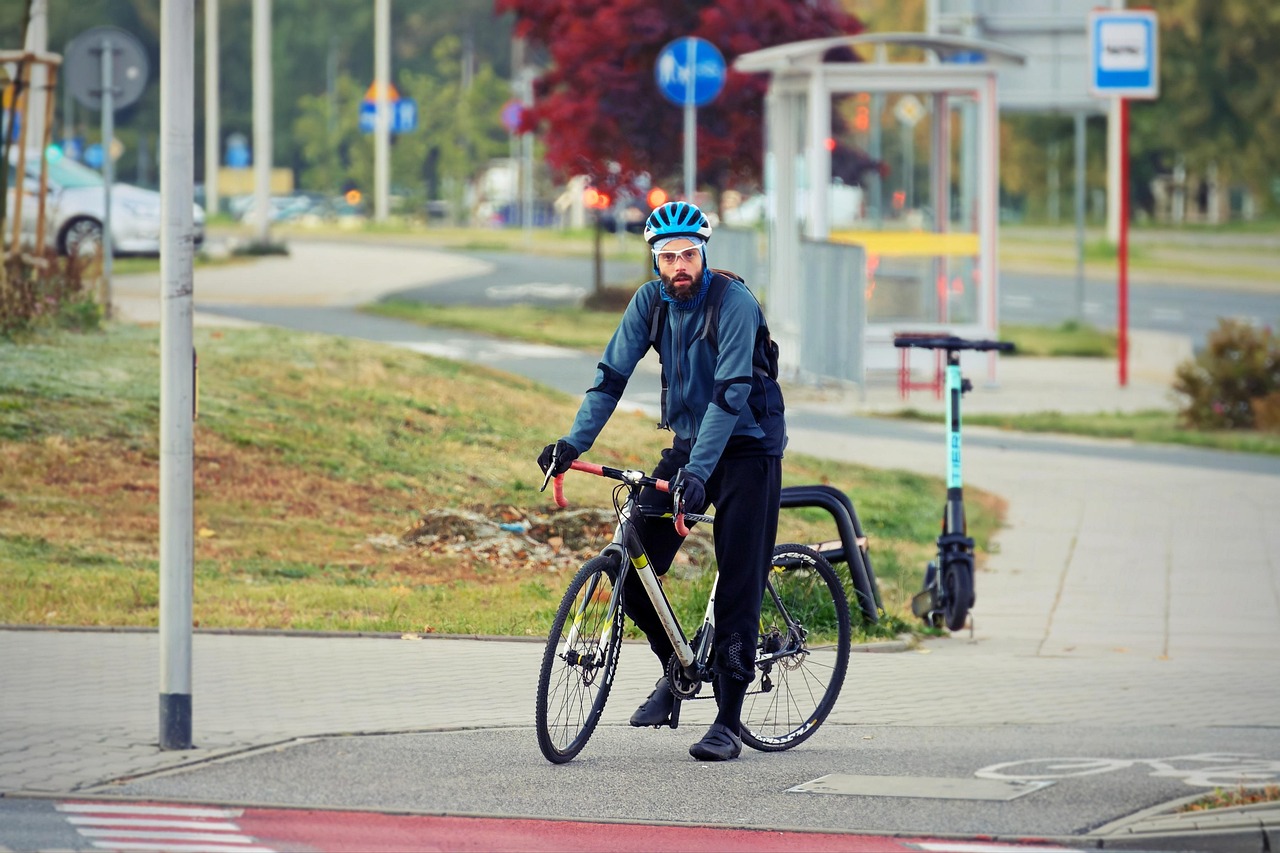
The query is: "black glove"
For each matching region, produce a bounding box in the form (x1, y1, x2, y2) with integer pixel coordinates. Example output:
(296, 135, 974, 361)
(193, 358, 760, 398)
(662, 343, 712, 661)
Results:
(671, 468, 707, 515)
(537, 440, 580, 478)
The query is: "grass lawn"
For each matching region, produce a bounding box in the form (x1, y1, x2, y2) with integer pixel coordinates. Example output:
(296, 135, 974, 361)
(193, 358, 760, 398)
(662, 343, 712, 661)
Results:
(1, 323, 1000, 639)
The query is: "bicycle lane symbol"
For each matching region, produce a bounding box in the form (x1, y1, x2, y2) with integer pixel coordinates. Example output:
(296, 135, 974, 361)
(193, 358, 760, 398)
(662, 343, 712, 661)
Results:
(975, 753, 1280, 789)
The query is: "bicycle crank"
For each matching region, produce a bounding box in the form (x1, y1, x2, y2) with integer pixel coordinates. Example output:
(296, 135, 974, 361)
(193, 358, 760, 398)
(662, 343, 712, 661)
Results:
(665, 658, 705, 700)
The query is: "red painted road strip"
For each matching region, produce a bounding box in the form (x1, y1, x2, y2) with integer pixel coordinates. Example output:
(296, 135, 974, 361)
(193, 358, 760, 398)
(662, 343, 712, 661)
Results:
(60, 802, 1082, 853)
(237, 808, 924, 852)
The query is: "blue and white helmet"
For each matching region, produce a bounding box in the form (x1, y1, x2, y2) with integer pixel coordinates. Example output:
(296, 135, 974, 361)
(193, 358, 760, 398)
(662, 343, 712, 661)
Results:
(643, 201, 712, 246)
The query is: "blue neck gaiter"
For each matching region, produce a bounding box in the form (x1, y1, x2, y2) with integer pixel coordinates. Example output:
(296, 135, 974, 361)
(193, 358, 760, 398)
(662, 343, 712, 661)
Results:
(661, 265, 713, 312)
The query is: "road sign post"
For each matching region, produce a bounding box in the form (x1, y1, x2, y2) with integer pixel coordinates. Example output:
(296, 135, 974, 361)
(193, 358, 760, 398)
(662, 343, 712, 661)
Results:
(1089, 9, 1158, 389)
(65, 26, 149, 311)
(656, 37, 725, 201)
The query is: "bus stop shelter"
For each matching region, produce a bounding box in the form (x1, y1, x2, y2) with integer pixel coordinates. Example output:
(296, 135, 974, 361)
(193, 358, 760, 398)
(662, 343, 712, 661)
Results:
(735, 34, 1024, 385)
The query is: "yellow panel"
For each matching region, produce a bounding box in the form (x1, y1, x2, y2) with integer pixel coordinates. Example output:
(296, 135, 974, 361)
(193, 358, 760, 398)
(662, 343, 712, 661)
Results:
(830, 230, 980, 257)
(217, 167, 295, 195)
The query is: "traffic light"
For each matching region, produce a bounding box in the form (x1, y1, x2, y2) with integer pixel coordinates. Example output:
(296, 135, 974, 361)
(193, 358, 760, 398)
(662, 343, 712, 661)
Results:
(854, 105, 870, 133)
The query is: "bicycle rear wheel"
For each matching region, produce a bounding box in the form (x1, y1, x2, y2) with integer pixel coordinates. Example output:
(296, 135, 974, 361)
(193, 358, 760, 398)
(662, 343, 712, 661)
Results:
(535, 553, 624, 763)
(740, 544, 850, 751)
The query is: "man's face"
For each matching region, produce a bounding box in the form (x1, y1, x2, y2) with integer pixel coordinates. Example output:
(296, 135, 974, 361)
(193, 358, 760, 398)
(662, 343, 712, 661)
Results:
(655, 238, 704, 301)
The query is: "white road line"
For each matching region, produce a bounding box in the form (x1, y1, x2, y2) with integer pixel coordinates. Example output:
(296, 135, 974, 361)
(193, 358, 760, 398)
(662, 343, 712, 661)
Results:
(56, 804, 243, 818)
(66, 817, 242, 830)
(77, 828, 257, 842)
(911, 843, 1077, 852)
(1151, 307, 1184, 321)
(88, 844, 274, 853)
(1004, 295, 1034, 308)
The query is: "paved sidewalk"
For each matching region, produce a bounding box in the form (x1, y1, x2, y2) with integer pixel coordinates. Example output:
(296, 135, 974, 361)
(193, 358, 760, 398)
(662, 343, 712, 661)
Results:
(5, 241, 1280, 849)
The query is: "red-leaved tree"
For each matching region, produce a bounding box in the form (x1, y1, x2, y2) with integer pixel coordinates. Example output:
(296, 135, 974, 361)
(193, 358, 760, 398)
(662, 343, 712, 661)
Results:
(494, 0, 863, 199)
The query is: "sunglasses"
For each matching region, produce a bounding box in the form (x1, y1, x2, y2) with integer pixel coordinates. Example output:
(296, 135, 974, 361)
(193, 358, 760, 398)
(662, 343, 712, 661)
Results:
(654, 247, 702, 265)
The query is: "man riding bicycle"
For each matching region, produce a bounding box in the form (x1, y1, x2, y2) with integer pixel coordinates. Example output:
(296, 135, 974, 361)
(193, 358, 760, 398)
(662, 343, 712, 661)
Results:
(537, 201, 787, 761)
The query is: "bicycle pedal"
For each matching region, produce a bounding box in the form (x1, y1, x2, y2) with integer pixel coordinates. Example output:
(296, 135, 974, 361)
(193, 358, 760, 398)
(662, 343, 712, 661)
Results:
(667, 698, 682, 729)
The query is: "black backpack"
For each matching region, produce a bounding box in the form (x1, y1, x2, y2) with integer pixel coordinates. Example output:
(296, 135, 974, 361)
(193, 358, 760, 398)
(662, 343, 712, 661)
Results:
(646, 269, 781, 430)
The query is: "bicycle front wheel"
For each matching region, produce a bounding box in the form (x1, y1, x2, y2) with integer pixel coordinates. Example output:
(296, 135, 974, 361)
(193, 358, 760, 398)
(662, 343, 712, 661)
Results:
(535, 553, 624, 763)
(740, 544, 851, 752)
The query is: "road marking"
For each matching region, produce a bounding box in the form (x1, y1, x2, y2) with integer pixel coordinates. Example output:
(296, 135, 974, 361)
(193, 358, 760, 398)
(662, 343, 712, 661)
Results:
(57, 803, 276, 853)
(56, 804, 242, 818)
(66, 817, 242, 829)
(910, 843, 1078, 852)
(485, 282, 586, 300)
(1003, 295, 1034, 309)
(1150, 307, 1184, 321)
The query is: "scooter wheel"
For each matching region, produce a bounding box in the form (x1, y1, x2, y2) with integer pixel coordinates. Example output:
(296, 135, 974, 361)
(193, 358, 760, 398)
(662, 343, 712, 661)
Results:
(942, 562, 972, 632)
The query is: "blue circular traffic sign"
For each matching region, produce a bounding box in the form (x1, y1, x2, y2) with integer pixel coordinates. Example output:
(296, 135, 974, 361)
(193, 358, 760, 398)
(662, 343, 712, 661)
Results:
(655, 37, 726, 107)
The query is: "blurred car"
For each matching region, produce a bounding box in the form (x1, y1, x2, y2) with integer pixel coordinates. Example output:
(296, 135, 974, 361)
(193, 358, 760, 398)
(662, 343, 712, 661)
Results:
(5, 149, 205, 257)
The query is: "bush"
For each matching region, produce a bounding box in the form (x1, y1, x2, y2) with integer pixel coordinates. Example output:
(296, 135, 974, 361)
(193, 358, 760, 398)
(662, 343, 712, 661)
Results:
(0, 252, 99, 338)
(1173, 319, 1280, 429)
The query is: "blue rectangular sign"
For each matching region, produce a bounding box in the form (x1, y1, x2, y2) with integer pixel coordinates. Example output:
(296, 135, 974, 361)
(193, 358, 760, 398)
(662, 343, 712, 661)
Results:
(360, 98, 417, 134)
(1089, 10, 1159, 99)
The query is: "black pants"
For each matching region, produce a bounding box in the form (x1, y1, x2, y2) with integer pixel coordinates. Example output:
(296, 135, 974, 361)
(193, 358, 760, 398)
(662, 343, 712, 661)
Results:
(625, 446, 782, 685)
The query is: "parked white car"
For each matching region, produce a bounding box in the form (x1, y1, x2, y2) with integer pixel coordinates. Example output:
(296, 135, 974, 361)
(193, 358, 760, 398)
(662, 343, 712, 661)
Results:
(4, 149, 205, 257)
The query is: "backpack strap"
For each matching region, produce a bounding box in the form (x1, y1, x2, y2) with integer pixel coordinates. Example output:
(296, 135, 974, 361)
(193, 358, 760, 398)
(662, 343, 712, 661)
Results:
(645, 271, 748, 430)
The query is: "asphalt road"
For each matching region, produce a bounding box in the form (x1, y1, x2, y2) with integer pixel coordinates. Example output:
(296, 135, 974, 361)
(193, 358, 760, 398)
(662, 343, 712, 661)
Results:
(375, 242, 1277, 349)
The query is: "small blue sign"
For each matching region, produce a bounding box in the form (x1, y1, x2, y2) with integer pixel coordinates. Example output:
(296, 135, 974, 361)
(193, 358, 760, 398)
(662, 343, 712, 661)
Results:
(655, 37, 726, 107)
(225, 132, 250, 168)
(1089, 10, 1159, 99)
(360, 98, 417, 134)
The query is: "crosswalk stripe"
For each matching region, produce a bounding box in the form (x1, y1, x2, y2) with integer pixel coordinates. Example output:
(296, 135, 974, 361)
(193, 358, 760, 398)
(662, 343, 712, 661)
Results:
(88, 844, 274, 853)
(56, 803, 242, 818)
(77, 828, 257, 842)
(66, 817, 242, 830)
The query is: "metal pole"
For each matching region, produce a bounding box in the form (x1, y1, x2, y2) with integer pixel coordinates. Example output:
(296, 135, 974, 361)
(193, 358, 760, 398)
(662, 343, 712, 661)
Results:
(520, 69, 533, 238)
(374, 0, 390, 222)
(683, 38, 695, 201)
(1074, 111, 1086, 321)
(204, 0, 220, 217)
(101, 37, 115, 309)
(1117, 97, 1129, 388)
(252, 0, 271, 244)
(158, 0, 196, 751)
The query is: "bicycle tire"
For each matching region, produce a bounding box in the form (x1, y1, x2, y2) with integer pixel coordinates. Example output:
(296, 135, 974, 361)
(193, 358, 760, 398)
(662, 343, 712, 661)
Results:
(739, 544, 850, 752)
(942, 554, 972, 632)
(535, 553, 624, 763)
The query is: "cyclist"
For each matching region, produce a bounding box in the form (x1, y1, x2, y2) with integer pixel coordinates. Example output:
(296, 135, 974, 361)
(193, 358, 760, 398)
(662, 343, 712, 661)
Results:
(537, 200, 786, 761)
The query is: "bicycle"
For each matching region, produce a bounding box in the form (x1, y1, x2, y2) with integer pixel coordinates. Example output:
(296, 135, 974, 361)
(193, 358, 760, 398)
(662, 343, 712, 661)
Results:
(892, 334, 1015, 632)
(535, 459, 851, 764)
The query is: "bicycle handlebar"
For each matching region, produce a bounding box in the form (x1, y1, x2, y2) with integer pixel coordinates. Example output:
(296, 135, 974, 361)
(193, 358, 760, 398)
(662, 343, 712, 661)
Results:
(550, 459, 689, 536)
(893, 335, 1015, 353)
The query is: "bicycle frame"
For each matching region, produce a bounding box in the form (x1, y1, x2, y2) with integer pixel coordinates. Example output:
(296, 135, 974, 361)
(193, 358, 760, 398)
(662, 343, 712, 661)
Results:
(552, 461, 714, 678)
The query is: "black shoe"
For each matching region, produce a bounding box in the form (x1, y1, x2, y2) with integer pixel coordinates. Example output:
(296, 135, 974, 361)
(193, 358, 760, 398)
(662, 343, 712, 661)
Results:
(629, 677, 676, 727)
(689, 722, 742, 761)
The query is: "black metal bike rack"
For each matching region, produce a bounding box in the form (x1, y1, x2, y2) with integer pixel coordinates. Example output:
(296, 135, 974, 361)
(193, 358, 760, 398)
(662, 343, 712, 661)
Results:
(779, 484, 882, 625)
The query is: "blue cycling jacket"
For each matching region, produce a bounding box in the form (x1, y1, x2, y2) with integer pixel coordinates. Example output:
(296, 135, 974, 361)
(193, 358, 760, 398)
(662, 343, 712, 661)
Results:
(563, 277, 786, 483)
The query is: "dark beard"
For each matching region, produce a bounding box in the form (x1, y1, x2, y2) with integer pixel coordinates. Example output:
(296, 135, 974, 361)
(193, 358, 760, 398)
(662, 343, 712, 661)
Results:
(660, 270, 699, 301)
